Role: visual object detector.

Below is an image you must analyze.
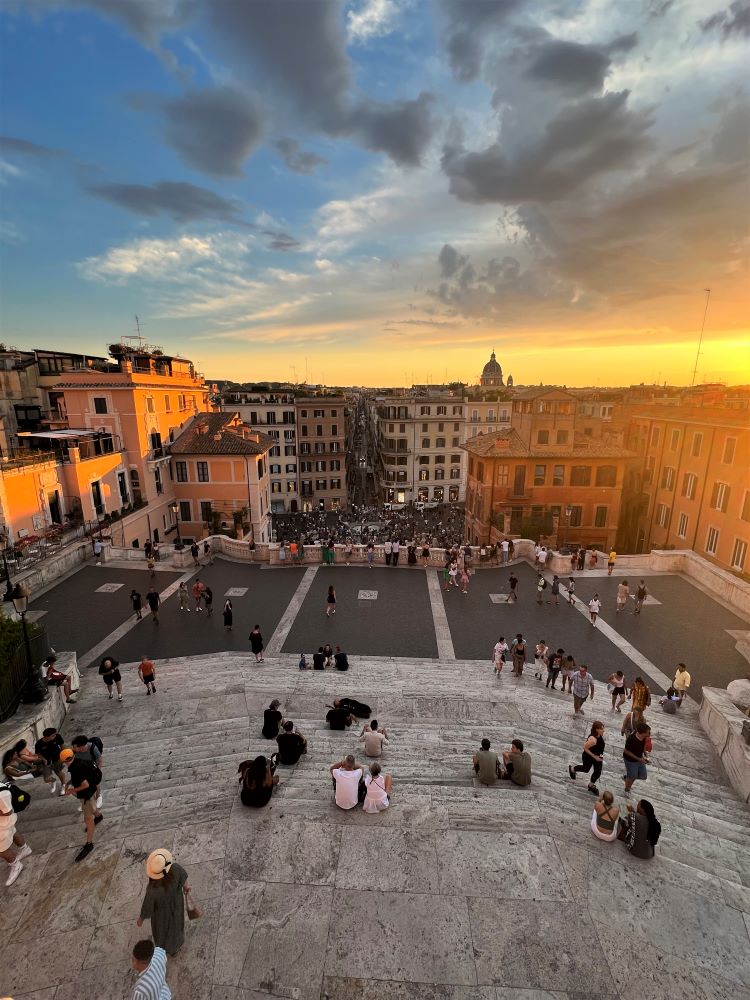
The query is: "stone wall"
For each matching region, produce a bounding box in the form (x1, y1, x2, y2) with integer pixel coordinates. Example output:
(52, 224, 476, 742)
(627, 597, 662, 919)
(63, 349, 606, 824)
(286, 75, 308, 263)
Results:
(699, 686, 750, 803)
(0, 651, 80, 756)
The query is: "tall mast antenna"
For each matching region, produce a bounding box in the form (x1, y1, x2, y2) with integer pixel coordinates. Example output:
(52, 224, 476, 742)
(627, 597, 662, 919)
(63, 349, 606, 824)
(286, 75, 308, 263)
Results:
(691, 289, 711, 386)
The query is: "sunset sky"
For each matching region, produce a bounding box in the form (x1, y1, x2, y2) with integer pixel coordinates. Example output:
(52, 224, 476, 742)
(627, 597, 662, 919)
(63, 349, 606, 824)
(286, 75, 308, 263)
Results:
(1, 0, 748, 387)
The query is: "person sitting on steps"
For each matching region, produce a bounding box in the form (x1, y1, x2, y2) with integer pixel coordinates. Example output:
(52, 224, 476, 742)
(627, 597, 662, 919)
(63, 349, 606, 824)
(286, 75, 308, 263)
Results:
(499, 739, 532, 786)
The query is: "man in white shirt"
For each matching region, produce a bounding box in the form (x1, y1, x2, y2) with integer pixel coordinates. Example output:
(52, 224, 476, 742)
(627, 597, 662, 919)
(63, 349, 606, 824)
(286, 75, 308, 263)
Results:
(359, 720, 390, 757)
(501, 538, 509, 563)
(329, 754, 365, 809)
(131, 939, 171, 999)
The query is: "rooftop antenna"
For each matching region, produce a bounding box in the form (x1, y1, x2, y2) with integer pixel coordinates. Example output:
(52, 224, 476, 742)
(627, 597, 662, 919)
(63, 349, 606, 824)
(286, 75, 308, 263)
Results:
(134, 314, 146, 347)
(691, 288, 711, 386)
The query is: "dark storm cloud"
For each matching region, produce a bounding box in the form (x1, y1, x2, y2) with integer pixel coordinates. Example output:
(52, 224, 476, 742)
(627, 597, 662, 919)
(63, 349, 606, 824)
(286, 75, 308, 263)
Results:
(525, 39, 612, 94)
(354, 93, 435, 166)
(436, 0, 523, 82)
(274, 138, 327, 174)
(442, 91, 654, 203)
(0, 136, 60, 157)
(438, 243, 468, 278)
(85, 180, 243, 222)
(700, 1, 750, 38)
(163, 86, 264, 177)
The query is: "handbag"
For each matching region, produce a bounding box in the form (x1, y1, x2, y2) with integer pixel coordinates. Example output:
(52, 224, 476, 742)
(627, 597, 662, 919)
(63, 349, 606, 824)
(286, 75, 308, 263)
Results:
(185, 889, 202, 921)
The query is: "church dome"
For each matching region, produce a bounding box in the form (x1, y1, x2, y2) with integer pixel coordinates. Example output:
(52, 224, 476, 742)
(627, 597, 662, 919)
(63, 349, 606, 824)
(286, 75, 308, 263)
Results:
(480, 351, 504, 386)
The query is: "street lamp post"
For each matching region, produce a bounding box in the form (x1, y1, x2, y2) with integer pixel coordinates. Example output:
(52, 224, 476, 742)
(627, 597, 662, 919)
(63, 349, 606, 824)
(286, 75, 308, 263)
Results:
(2, 548, 14, 602)
(11, 583, 48, 704)
(562, 504, 573, 552)
(169, 500, 184, 550)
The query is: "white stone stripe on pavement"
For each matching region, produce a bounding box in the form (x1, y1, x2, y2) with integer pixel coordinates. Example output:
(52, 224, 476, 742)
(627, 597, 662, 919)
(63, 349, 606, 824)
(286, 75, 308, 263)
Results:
(427, 570, 456, 661)
(266, 566, 318, 655)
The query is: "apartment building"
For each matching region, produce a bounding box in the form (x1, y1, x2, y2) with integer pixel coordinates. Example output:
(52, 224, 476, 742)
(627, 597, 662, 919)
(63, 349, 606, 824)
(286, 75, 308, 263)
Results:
(463, 387, 635, 548)
(295, 397, 348, 511)
(622, 402, 750, 575)
(169, 412, 272, 543)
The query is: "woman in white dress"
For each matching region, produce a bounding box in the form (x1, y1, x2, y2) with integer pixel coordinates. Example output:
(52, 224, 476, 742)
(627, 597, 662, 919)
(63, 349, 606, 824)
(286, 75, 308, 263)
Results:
(363, 763, 392, 813)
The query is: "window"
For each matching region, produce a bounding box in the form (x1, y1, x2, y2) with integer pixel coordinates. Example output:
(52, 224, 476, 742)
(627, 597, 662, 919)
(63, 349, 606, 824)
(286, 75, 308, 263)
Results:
(314, 409, 324, 418)
(437, 406, 446, 415)
(434, 455, 445, 464)
(200, 501, 212, 522)
(438, 422, 444, 432)
(553, 465, 564, 487)
(418, 455, 430, 465)
(742, 491, 750, 522)
(537, 430, 549, 445)
(270, 463, 281, 474)
(449, 485, 459, 501)
(175, 461, 188, 482)
(660, 467, 675, 490)
(316, 425, 323, 437)
(284, 430, 295, 441)
(301, 425, 308, 437)
(284, 411, 295, 424)
(330, 459, 341, 471)
(271, 481, 282, 493)
(435, 468, 445, 480)
(644, 455, 655, 484)
(691, 432, 703, 457)
(399, 424, 405, 433)
(534, 464, 546, 486)
(315, 460, 326, 472)
(706, 526, 719, 554)
(421, 405, 430, 415)
(331, 409, 337, 417)
(422, 438, 430, 448)
(477, 461, 485, 482)
(179, 500, 191, 522)
(594, 505, 607, 527)
(731, 537, 747, 571)
(270, 446, 280, 457)
(330, 478, 341, 490)
(436, 437, 445, 448)
(450, 467, 460, 479)
(682, 473, 697, 499)
(450, 453, 461, 464)
(419, 469, 429, 481)
(568, 506, 582, 527)
(146, 396, 154, 413)
(286, 463, 296, 473)
(284, 445, 296, 456)
(670, 429, 680, 450)
(301, 460, 312, 473)
(677, 512, 689, 538)
(301, 409, 308, 418)
(596, 465, 617, 487)
(287, 481, 296, 493)
(164, 395, 171, 412)
(570, 466, 591, 486)
(655, 503, 670, 527)
(723, 437, 736, 464)
(117, 471, 128, 504)
(332, 425, 338, 436)
(93, 396, 108, 414)
(556, 429, 568, 444)
(495, 464, 509, 486)
(266, 412, 276, 425)
(316, 479, 327, 491)
(650, 427, 660, 447)
(452, 437, 460, 447)
(710, 481, 730, 513)
(197, 461, 209, 482)
(422, 423, 428, 432)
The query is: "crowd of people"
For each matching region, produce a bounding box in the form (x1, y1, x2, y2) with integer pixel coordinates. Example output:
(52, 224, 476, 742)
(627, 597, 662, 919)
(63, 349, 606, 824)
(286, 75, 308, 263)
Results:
(271, 502, 467, 549)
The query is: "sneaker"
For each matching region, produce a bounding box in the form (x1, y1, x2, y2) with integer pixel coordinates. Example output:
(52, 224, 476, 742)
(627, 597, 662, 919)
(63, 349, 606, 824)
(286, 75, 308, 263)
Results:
(568, 765, 576, 780)
(588, 785, 599, 795)
(94, 814, 104, 825)
(16, 844, 32, 862)
(5, 860, 23, 886)
(75, 843, 95, 863)
(108, 691, 113, 699)
(60, 784, 67, 796)
(50, 780, 58, 795)
(147, 689, 151, 695)
(95, 794, 103, 809)
(118, 694, 123, 702)
(152, 686, 156, 694)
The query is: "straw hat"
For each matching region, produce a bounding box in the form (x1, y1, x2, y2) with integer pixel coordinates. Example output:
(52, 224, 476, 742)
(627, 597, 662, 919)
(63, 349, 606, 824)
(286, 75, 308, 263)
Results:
(145, 849, 174, 880)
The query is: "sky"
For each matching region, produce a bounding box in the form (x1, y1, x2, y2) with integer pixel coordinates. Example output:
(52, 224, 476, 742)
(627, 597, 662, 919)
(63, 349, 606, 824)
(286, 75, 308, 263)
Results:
(0, 0, 749, 388)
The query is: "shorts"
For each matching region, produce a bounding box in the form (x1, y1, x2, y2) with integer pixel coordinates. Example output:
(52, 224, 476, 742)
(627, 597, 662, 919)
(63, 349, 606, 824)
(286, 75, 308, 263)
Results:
(0, 822, 17, 852)
(102, 669, 122, 685)
(47, 676, 65, 687)
(612, 686, 625, 696)
(80, 795, 98, 818)
(141, 674, 155, 685)
(573, 695, 587, 711)
(41, 761, 64, 781)
(624, 760, 647, 781)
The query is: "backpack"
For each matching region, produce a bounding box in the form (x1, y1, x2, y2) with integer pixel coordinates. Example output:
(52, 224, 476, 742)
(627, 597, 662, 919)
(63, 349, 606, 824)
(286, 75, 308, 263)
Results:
(89, 736, 103, 755)
(0, 781, 31, 813)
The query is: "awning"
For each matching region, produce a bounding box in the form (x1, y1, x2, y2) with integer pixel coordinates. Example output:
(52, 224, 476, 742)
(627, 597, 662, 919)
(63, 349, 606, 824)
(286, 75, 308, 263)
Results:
(17, 429, 99, 439)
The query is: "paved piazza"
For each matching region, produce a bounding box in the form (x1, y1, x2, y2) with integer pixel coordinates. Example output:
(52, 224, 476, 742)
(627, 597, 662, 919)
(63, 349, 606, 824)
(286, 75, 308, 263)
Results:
(1, 554, 749, 999)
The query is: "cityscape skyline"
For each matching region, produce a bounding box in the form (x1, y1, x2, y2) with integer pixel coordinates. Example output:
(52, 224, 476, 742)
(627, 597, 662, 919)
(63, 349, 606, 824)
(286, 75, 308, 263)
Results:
(1, 1, 748, 386)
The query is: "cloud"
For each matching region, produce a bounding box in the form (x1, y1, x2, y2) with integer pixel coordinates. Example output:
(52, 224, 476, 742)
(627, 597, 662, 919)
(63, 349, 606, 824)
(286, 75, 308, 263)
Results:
(261, 230, 301, 252)
(77, 232, 249, 282)
(85, 180, 243, 222)
(436, 0, 523, 82)
(354, 93, 435, 166)
(347, 0, 398, 42)
(442, 91, 654, 203)
(524, 39, 613, 95)
(0, 220, 24, 244)
(274, 138, 327, 174)
(0, 160, 23, 184)
(0, 135, 60, 157)
(162, 86, 264, 176)
(438, 243, 468, 278)
(700, 1, 750, 39)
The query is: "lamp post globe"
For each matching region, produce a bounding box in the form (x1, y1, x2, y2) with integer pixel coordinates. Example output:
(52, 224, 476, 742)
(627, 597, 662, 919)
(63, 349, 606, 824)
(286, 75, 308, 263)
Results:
(169, 500, 184, 550)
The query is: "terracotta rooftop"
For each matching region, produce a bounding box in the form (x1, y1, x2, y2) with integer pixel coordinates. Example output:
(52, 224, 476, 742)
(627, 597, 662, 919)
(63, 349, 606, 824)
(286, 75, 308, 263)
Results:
(170, 412, 272, 456)
(462, 428, 636, 459)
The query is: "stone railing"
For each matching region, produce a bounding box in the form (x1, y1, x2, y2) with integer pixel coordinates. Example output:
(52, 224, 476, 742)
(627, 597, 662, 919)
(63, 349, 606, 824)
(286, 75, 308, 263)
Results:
(699, 680, 750, 803)
(0, 651, 80, 754)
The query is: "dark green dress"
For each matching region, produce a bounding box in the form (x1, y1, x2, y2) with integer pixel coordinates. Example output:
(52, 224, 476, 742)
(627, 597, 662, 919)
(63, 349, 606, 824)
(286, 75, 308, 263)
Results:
(140, 862, 188, 955)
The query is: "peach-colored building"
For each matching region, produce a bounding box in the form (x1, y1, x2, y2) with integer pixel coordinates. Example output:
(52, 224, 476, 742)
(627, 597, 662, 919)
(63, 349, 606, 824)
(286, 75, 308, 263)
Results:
(170, 412, 273, 543)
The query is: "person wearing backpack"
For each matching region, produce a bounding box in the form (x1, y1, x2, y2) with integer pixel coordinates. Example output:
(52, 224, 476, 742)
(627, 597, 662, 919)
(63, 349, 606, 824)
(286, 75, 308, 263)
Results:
(62, 748, 103, 862)
(0, 781, 32, 885)
(71, 735, 104, 809)
(536, 574, 546, 604)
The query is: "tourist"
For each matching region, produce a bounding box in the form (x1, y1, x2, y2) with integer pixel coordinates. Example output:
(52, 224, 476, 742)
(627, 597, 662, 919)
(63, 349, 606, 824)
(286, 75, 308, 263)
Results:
(278, 541, 287, 565)
(71, 734, 104, 808)
(298, 653, 308, 670)
(607, 549, 617, 576)
(616, 579, 630, 614)
(545, 648, 564, 690)
(131, 939, 171, 1000)
(673, 663, 691, 703)
(460, 566, 470, 594)
(536, 573, 546, 604)
(577, 547, 585, 571)
(634, 579, 648, 614)
(63, 746, 103, 862)
(313, 647, 326, 670)
(392, 538, 401, 566)
(99, 655, 124, 702)
(330, 754, 365, 809)
(493, 636, 508, 675)
(508, 539, 515, 560)
(323, 643, 334, 666)
(359, 719, 389, 757)
(473, 738, 500, 786)
(619, 799, 661, 858)
(131, 589, 143, 621)
(0, 783, 31, 886)
(571, 665, 595, 715)
(560, 655, 577, 694)
(43, 653, 76, 702)
(421, 542, 430, 567)
(2, 741, 44, 781)
(147, 555, 156, 578)
(344, 539, 353, 565)
(178, 581, 190, 612)
(588, 593, 601, 626)
(262, 699, 284, 739)
(146, 586, 160, 623)
(223, 599, 233, 630)
(152, 542, 160, 562)
(327, 536, 336, 565)
(191, 579, 204, 612)
(334, 646, 349, 671)
(569, 551, 577, 575)
(567, 576, 576, 606)
(144, 539, 153, 560)
(507, 573, 519, 602)
(511, 634, 527, 677)
(238, 756, 279, 807)
(93, 538, 103, 564)
(249, 624, 265, 663)
(501, 537, 509, 563)
(534, 639, 549, 680)
(290, 540, 299, 564)
(137, 849, 191, 954)
(203, 585, 213, 617)
(326, 585, 337, 617)
(326, 702, 354, 730)
(276, 720, 307, 765)
(548, 575, 560, 606)
(588, 550, 598, 570)
(622, 722, 651, 795)
(190, 541, 199, 567)
(449, 559, 459, 588)
(366, 540, 374, 567)
(608, 670, 628, 712)
(384, 538, 392, 565)
(137, 656, 157, 695)
(500, 739, 532, 786)
(660, 687, 680, 714)
(569, 721, 606, 793)
(203, 539, 213, 565)
(34, 727, 66, 794)
(591, 790, 620, 843)
(630, 677, 651, 724)
(363, 762, 391, 813)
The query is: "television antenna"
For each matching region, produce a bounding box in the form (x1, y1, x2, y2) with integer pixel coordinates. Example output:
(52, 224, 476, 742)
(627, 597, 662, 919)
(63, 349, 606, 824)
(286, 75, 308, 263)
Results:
(691, 289, 711, 386)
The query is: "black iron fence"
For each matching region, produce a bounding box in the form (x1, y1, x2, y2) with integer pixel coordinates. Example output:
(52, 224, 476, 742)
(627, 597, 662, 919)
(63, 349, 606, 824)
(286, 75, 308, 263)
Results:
(0, 624, 50, 724)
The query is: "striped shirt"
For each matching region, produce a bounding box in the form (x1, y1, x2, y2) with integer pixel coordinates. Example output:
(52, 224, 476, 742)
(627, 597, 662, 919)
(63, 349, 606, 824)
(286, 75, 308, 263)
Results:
(132, 947, 171, 1000)
(571, 671, 593, 699)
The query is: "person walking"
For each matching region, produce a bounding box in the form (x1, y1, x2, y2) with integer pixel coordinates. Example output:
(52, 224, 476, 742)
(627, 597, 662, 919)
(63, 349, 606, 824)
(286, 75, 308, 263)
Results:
(64, 747, 103, 862)
(204, 585, 213, 617)
(34, 727, 66, 794)
(70, 734, 104, 809)
(571, 664, 595, 715)
(131, 939, 172, 1000)
(203, 539, 213, 565)
(548, 575, 560, 606)
(384, 538, 392, 565)
(178, 582, 190, 612)
(507, 573, 519, 602)
(131, 589, 143, 621)
(0, 784, 32, 886)
(344, 539, 353, 565)
(460, 566, 470, 594)
(536, 573, 546, 604)
(153, 542, 161, 562)
(511, 634, 527, 678)
(99, 656, 124, 702)
(622, 722, 651, 796)
(449, 559, 459, 588)
(630, 676, 651, 725)
(569, 721, 606, 794)
(146, 587, 160, 623)
(137, 850, 191, 956)
(147, 555, 156, 579)
(249, 625, 265, 662)
(567, 576, 576, 606)
(616, 579, 630, 614)
(534, 640, 549, 680)
(223, 599, 233, 631)
(673, 663, 691, 704)
(191, 579, 204, 612)
(588, 593, 601, 626)
(569, 551, 577, 575)
(607, 549, 617, 576)
(634, 579, 648, 614)
(392, 539, 400, 566)
(608, 670, 628, 712)
(326, 585, 337, 617)
(561, 655, 577, 694)
(137, 656, 157, 695)
(144, 539, 153, 561)
(501, 537, 509, 563)
(493, 637, 508, 676)
(508, 538, 515, 560)
(93, 538, 104, 565)
(190, 542, 200, 567)
(421, 542, 430, 567)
